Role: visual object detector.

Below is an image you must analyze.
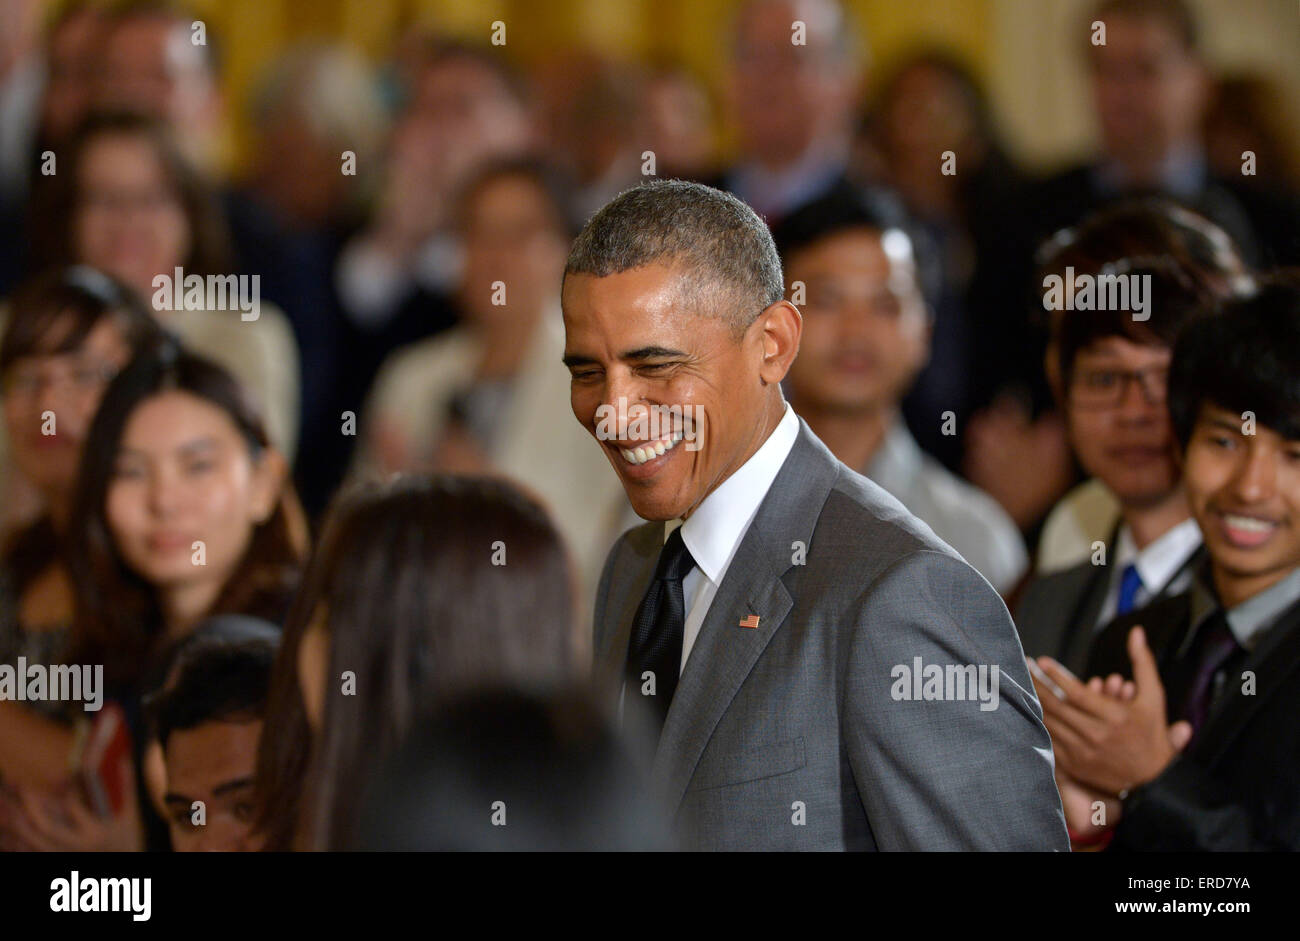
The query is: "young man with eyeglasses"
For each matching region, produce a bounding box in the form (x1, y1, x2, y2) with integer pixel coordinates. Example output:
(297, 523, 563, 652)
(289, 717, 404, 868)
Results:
(1015, 257, 1222, 675)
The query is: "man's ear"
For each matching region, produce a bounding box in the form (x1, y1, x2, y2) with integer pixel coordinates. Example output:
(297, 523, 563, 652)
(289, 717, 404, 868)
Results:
(757, 300, 802, 385)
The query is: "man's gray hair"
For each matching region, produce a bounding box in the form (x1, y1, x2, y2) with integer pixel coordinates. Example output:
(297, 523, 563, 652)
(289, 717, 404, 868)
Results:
(563, 180, 785, 333)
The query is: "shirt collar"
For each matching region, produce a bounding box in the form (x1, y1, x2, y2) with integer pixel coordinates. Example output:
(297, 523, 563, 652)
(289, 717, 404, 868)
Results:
(1092, 143, 1208, 200)
(1186, 565, 1300, 653)
(1113, 517, 1202, 594)
(664, 402, 800, 584)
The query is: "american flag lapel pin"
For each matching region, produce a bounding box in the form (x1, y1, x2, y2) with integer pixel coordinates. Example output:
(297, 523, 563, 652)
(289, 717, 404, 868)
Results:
(739, 614, 760, 630)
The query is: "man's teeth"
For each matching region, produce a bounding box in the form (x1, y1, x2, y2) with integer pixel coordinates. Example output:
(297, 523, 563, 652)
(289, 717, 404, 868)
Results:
(620, 431, 684, 465)
(1224, 514, 1275, 533)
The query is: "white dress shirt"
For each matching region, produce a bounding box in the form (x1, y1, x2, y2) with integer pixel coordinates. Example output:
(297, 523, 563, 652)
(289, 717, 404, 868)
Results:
(664, 402, 801, 673)
(1095, 517, 1202, 628)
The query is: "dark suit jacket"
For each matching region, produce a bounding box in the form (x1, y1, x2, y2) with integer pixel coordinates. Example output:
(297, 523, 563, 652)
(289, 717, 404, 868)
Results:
(1086, 591, 1300, 850)
(1015, 538, 1203, 677)
(593, 419, 1068, 850)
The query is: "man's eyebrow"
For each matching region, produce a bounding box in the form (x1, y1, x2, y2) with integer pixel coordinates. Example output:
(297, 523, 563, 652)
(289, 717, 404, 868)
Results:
(1206, 415, 1244, 432)
(563, 347, 687, 368)
(621, 346, 686, 361)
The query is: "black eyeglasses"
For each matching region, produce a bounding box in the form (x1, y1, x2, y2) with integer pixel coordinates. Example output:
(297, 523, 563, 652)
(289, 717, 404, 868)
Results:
(1069, 366, 1169, 408)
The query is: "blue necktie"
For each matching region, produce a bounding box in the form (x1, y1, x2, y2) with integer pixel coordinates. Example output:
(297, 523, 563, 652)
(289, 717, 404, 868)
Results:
(1116, 563, 1143, 615)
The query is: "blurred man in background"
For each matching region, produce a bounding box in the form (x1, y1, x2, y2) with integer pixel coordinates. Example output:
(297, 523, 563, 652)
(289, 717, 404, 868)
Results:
(776, 186, 1027, 594)
(717, 0, 862, 223)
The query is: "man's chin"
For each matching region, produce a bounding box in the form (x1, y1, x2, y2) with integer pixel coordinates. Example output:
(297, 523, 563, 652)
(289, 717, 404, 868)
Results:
(625, 485, 693, 522)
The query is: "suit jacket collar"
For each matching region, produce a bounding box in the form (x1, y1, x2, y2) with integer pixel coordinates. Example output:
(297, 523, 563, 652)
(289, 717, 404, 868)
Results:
(651, 418, 842, 810)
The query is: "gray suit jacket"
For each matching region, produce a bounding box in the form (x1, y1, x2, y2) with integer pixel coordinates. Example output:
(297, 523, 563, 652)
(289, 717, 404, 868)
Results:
(593, 420, 1068, 850)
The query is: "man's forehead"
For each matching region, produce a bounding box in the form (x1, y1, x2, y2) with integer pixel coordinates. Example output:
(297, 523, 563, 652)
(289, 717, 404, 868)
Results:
(563, 264, 707, 324)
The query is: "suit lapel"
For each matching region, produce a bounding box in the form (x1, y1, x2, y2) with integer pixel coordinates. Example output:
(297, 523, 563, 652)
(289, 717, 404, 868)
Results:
(595, 524, 659, 688)
(651, 421, 840, 811)
(1061, 563, 1112, 673)
(1193, 600, 1300, 766)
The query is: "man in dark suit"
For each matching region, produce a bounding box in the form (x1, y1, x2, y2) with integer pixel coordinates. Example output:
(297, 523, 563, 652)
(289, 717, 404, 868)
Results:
(562, 179, 1067, 850)
(1030, 281, 1300, 849)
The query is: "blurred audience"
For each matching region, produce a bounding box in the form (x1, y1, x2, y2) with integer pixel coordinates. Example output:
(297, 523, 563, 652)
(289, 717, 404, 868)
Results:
(239, 44, 387, 516)
(254, 474, 582, 851)
(3, 339, 305, 850)
(28, 111, 300, 458)
(1032, 200, 1251, 576)
(534, 53, 645, 224)
(856, 50, 1029, 469)
(352, 158, 632, 597)
(775, 186, 1027, 594)
(96, 0, 226, 175)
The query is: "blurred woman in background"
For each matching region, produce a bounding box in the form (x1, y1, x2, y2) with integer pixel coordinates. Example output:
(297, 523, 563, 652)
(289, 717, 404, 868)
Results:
(0, 267, 161, 845)
(255, 474, 582, 851)
(27, 110, 300, 460)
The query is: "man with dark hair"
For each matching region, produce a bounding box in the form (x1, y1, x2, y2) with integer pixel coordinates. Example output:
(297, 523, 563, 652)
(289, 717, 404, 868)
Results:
(1031, 279, 1300, 849)
(773, 186, 1027, 593)
(564, 179, 1067, 850)
(145, 617, 279, 852)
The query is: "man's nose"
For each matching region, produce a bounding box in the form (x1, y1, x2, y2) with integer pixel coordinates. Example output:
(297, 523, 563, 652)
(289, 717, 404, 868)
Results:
(602, 368, 648, 416)
(1231, 444, 1278, 503)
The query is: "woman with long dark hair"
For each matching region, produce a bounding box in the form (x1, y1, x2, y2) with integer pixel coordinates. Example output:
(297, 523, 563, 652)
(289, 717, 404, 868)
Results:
(255, 474, 581, 850)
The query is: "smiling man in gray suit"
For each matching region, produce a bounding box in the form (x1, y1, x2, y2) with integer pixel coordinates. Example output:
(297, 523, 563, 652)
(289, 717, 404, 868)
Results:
(561, 180, 1068, 850)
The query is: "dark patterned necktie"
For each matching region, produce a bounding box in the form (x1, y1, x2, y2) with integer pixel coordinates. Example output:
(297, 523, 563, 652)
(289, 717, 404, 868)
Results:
(624, 527, 696, 738)
(1179, 612, 1244, 742)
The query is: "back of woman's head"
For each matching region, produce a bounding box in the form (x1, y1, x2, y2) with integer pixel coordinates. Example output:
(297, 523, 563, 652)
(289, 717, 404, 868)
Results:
(263, 473, 579, 850)
(66, 336, 305, 683)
